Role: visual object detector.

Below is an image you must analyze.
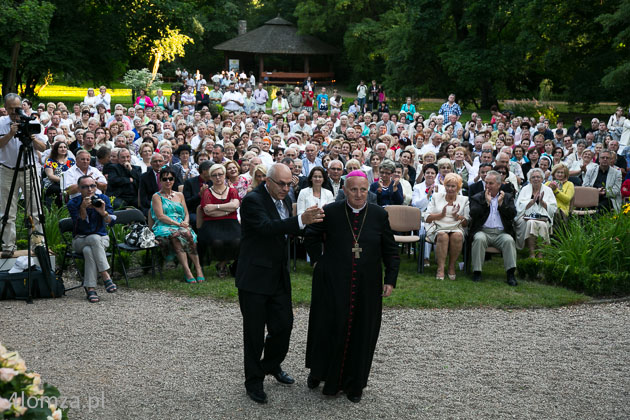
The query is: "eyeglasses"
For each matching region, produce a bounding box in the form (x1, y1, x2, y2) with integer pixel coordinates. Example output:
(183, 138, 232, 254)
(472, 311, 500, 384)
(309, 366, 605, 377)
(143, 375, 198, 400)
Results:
(268, 178, 291, 189)
(329, 167, 342, 171)
(211, 173, 225, 178)
(80, 184, 97, 189)
(161, 177, 174, 182)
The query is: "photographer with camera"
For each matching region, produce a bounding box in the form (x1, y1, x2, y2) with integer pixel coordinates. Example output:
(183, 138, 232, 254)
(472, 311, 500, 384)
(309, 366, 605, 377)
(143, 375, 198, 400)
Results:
(0, 93, 47, 258)
(67, 175, 117, 303)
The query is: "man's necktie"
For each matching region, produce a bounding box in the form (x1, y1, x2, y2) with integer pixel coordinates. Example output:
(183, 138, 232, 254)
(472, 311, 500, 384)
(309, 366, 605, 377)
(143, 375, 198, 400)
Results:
(275, 199, 288, 219)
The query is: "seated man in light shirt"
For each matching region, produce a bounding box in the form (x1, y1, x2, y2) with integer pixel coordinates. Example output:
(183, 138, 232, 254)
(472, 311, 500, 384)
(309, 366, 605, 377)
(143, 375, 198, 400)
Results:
(468, 170, 518, 286)
(63, 149, 107, 199)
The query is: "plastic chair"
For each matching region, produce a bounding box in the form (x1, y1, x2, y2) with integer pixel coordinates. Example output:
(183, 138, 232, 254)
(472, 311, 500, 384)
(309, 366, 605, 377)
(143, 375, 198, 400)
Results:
(110, 208, 162, 286)
(570, 186, 599, 216)
(385, 205, 423, 272)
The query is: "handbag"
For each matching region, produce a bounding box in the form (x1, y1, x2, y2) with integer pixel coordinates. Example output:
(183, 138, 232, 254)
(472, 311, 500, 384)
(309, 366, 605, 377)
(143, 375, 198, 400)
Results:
(125, 223, 157, 248)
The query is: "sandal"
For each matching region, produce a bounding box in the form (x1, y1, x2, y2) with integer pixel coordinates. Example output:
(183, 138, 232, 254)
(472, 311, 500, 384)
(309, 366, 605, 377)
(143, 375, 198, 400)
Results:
(104, 279, 117, 293)
(86, 290, 100, 303)
(186, 278, 197, 284)
(196, 276, 205, 283)
(1, 250, 14, 259)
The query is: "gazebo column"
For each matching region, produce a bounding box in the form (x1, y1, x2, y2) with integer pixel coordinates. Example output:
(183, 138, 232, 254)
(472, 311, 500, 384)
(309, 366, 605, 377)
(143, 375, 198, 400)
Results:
(304, 56, 310, 74)
(259, 55, 265, 80)
(224, 53, 228, 71)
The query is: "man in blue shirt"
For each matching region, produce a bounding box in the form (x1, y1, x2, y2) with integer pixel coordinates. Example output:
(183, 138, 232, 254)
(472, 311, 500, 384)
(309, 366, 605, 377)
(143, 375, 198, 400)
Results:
(438, 93, 462, 120)
(67, 175, 117, 303)
(315, 87, 328, 110)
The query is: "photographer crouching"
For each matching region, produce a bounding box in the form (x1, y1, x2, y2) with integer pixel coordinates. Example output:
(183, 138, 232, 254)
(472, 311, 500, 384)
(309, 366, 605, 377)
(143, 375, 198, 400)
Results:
(67, 175, 117, 303)
(0, 93, 47, 258)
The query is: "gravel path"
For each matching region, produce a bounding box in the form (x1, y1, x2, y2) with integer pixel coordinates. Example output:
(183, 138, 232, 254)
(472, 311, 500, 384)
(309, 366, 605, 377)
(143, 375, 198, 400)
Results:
(1, 288, 629, 419)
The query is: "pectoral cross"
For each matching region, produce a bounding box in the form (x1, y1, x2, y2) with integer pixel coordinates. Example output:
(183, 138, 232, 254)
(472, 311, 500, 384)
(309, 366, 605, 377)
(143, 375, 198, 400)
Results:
(352, 241, 362, 258)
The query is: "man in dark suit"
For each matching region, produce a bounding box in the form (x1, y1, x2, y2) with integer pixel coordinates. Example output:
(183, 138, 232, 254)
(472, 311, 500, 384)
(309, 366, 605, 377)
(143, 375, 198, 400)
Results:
(183, 160, 213, 228)
(103, 148, 141, 209)
(468, 163, 493, 197)
(236, 163, 324, 404)
(323, 159, 344, 197)
(469, 170, 518, 285)
(139, 152, 183, 216)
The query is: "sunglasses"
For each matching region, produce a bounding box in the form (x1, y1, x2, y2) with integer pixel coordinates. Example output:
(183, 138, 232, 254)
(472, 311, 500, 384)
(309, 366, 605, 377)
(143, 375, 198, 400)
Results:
(161, 177, 174, 182)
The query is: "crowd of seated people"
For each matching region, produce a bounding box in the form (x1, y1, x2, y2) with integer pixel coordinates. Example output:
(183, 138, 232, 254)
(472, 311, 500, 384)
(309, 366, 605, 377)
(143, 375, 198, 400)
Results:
(3, 76, 629, 297)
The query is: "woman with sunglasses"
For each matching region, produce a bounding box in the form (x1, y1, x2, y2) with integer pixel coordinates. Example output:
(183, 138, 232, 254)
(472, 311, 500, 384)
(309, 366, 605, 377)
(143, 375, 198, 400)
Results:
(151, 167, 205, 283)
(200, 164, 241, 278)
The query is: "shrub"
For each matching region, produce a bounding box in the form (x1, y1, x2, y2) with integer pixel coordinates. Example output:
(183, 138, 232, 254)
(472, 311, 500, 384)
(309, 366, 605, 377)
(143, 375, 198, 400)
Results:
(541, 211, 630, 275)
(532, 207, 630, 297)
(517, 258, 543, 280)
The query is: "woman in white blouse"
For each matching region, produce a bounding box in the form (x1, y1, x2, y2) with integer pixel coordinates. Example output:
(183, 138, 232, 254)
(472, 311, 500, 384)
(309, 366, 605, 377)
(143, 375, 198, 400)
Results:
(83, 88, 98, 114)
(297, 166, 334, 216)
(411, 163, 444, 267)
(424, 173, 469, 280)
(515, 168, 557, 258)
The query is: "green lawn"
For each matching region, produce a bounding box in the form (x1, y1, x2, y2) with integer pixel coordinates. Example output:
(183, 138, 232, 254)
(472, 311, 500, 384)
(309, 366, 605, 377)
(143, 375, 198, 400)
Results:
(125, 250, 589, 309)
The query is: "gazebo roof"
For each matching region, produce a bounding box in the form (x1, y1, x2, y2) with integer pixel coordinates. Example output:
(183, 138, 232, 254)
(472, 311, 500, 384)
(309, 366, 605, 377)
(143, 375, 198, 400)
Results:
(213, 17, 339, 56)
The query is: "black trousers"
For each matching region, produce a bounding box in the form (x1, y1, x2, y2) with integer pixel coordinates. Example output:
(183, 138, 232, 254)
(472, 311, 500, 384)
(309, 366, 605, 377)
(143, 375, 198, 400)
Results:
(238, 288, 293, 392)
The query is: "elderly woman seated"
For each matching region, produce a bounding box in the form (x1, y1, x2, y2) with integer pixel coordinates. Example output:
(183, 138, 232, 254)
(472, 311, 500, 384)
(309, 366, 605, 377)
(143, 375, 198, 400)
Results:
(436, 157, 454, 185)
(424, 173, 469, 280)
(369, 159, 404, 206)
(546, 164, 575, 222)
(516, 168, 558, 258)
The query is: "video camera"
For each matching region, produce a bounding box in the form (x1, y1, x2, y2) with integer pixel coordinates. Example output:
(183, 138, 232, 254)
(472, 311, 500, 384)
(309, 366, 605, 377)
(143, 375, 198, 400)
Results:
(14, 108, 41, 142)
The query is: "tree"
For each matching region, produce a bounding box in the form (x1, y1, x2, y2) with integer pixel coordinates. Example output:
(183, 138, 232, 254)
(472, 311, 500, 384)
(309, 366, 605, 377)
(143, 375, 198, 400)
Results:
(0, 0, 55, 98)
(150, 27, 194, 81)
(597, 0, 630, 106)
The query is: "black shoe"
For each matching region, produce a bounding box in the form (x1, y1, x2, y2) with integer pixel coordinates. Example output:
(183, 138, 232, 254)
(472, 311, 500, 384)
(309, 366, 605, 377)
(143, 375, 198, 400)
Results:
(347, 392, 362, 403)
(472, 271, 482, 282)
(307, 374, 320, 389)
(246, 389, 268, 404)
(507, 269, 517, 286)
(272, 370, 295, 385)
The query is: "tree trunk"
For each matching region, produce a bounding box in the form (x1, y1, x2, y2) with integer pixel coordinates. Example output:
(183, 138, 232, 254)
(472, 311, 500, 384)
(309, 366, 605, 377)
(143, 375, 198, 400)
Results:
(7, 40, 21, 94)
(2, 68, 10, 98)
(24, 74, 39, 98)
(480, 80, 498, 110)
(151, 51, 161, 83)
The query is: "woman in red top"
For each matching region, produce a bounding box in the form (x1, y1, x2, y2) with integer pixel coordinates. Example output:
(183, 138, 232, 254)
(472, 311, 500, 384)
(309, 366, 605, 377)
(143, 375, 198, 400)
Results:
(200, 164, 241, 278)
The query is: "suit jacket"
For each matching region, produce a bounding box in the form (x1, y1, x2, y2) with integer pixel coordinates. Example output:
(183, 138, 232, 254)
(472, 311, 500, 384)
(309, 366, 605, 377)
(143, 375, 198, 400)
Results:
(468, 190, 517, 237)
(323, 177, 344, 195)
(469, 180, 512, 197)
(103, 163, 141, 205)
(183, 175, 212, 213)
(582, 165, 622, 211)
(235, 183, 301, 295)
(139, 169, 183, 213)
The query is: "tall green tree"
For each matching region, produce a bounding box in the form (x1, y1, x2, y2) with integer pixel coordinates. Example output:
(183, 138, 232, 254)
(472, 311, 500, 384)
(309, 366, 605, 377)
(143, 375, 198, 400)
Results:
(0, 0, 55, 97)
(597, 0, 630, 106)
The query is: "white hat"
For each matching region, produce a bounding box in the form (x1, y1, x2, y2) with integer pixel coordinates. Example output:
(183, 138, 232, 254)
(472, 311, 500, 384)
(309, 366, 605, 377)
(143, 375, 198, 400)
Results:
(8, 256, 37, 274)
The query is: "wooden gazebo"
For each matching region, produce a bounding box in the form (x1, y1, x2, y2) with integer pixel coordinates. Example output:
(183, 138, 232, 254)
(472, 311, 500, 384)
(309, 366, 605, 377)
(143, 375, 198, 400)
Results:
(213, 17, 339, 84)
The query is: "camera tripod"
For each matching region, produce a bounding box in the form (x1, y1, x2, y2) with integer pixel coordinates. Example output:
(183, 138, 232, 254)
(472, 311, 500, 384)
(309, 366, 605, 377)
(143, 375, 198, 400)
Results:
(0, 134, 54, 303)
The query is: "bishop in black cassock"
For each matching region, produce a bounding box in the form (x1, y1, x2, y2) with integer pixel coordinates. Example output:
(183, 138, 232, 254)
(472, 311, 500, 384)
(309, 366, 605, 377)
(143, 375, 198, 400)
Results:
(304, 171, 400, 403)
